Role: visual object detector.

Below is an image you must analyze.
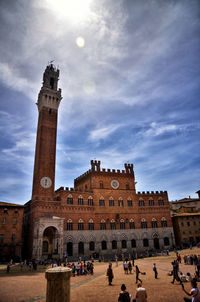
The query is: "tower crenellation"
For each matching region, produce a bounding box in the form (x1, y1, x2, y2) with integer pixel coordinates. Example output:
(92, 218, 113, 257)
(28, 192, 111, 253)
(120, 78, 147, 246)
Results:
(37, 64, 62, 112)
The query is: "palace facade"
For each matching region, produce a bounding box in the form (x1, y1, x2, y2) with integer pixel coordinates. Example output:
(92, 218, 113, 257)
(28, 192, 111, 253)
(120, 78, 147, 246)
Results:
(1, 64, 174, 261)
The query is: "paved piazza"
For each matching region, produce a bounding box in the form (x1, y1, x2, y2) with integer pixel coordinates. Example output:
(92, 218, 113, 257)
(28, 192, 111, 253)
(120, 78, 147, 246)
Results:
(0, 250, 198, 302)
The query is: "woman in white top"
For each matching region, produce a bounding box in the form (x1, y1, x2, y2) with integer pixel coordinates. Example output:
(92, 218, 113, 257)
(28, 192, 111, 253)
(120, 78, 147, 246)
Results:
(133, 283, 147, 302)
(182, 278, 200, 302)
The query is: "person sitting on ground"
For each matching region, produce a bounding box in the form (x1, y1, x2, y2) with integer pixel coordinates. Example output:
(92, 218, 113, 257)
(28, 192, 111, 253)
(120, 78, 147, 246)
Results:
(180, 272, 187, 282)
(186, 273, 192, 282)
(133, 283, 147, 302)
(118, 284, 131, 302)
(181, 278, 200, 302)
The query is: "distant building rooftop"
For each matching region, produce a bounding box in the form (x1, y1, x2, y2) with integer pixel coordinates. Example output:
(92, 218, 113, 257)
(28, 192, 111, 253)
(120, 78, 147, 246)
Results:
(0, 201, 24, 207)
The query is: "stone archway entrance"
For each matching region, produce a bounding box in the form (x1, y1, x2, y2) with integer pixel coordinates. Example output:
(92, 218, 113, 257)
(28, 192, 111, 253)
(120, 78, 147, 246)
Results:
(42, 226, 58, 258)
(32, 216, 65, 260)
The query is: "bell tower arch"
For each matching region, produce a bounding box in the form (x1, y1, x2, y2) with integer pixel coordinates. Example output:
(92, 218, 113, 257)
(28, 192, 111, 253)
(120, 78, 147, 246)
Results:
(32, 64, 62, 201)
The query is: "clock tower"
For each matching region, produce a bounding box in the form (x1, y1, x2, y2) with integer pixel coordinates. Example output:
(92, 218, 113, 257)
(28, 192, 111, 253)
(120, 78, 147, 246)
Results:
(32, 64, 62, 201)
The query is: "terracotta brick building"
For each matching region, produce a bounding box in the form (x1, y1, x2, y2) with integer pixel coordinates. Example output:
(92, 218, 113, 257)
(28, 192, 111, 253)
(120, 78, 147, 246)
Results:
(2, 64, 174, 261)
(22, 64, 174, 260)
(0, 202, 24, 261)
(171, 192, 200, 247)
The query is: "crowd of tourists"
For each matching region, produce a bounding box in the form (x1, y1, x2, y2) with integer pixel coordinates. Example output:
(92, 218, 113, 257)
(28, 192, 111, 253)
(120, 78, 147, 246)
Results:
(6, 258, 94, 276)
(65, 261, 94, 276)
(6, 259, 38, 273)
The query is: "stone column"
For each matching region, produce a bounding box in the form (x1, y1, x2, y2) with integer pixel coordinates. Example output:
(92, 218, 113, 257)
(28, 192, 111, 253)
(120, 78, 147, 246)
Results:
(45, 267, 71, 302)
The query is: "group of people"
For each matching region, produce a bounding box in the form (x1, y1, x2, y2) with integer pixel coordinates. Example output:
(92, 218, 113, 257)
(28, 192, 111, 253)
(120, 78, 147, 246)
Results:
(123, 260, 134, 274)
(106, 262, 148, 301)
(169, 255, 200, 302)
(52, 260, 94, 277)
(171, 257, 200, 285)
(183, 254, 200, 266)
(118, 283, 147, 302)
(6, 259, 38, 273)
(70, 261, 94, 276)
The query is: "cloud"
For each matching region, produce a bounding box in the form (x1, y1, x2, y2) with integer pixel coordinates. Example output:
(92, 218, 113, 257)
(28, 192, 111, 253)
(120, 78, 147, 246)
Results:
(88, 124, 122, 141)
(0, 0, 199, 203)
(145, 122, 177, 137)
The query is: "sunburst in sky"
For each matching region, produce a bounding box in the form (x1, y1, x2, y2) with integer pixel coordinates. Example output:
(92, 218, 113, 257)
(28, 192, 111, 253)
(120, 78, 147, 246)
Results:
(0, 0, 199, 204)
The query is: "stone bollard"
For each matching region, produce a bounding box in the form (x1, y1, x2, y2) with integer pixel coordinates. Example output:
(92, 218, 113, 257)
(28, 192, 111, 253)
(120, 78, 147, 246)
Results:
(45, 267, 71, 302)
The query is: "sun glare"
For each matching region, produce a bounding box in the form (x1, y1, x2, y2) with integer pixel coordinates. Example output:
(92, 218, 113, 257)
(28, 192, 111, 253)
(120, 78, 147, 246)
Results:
(44, 0, 93, 23)
(76, 37, 85, 47)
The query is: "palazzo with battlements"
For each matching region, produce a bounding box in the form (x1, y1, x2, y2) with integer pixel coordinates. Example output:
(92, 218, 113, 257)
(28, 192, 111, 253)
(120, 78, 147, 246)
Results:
(1, 64, 174, 261)
(22, 64, 174, 260)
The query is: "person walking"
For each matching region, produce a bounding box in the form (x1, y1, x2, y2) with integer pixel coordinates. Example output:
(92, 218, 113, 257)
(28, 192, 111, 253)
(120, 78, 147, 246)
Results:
(106, 264, 114, 286)
(171, 260, 181, 284)
(118, 284, 131, 302)
(181, 278, 200, 302)
(153, 263, 158, 279)
(133, 283, 147, 302)
(115, 255, 118, 267)
(123, 260, 128, 274)
(135, 265, 143, 284)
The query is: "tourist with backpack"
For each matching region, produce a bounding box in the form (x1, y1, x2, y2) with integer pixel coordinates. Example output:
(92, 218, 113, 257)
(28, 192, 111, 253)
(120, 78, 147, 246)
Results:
(118, 284, 131, 302)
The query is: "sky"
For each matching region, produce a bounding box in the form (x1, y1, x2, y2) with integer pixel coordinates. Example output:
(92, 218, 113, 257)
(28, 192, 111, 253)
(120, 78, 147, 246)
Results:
(0, 0, 199, 205)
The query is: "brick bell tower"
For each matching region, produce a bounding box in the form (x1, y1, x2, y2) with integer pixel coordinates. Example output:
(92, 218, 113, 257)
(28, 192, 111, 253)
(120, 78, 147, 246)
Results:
(32, 64, 62, 201)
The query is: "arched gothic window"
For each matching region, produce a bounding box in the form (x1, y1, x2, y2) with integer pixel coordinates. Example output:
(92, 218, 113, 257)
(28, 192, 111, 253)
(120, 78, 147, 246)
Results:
(158, 199, 164, 206)
(152, 218, 158, 228)
(139, 200, 145, 207)
(161, 217, 167, 227)
(89, 241, 95, 251)
(164, 237, 170, 246)
(78, 195, 84, 205)
(131, 239, 136, 248)
(67, 219, 73, 230)
(109, 197, 114, 207)
(100, 219, 106, 230)
(99, 196, 105, 207)
(120, 219, 125, 230)
(149, 199, 154, 206)
(110, 219, 116, 230)
(127, 198, 133, 207)
(129, 219, 135, 229)
(88, 196, 93, 206)
(88, 219, 94, 230)
(141, 218, 147, 229)
(67, 194, 73, 205)
(143, 238, 149, 247)
(112, 240, 117, 249)
(102, 240, 107, 250)
(78, 219, 84, 230)
(122, 240, 127, 249)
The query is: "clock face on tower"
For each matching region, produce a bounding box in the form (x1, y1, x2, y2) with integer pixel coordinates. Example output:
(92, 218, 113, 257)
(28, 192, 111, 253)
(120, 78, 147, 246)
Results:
(111, 180, 119, 189)
(40, 176, 52, 189)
